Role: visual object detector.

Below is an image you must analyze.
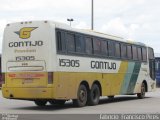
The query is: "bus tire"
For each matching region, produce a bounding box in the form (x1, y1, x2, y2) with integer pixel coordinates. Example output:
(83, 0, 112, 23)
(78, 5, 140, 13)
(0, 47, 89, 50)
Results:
(34, 100, 47, 106)
(88, 84, 100, 106)
(73, 84, 88, 107)
(137, 82, 146, 99)
(49, 100, 66, 105)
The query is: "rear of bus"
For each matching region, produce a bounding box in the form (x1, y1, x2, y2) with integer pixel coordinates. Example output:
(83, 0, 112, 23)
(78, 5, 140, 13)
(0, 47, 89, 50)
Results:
(2, 21, 55, 100)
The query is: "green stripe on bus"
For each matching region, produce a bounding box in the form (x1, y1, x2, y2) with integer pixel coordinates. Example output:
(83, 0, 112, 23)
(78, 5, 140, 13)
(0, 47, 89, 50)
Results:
(126, 62, 141, 94)
(120, 62, 135, 94)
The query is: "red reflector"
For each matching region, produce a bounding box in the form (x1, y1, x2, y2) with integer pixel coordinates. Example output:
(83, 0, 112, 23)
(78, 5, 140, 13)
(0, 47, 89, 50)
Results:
(1, 73, 5, 84)
(8, 73, 45, 78)
(48, 72, 53, 84)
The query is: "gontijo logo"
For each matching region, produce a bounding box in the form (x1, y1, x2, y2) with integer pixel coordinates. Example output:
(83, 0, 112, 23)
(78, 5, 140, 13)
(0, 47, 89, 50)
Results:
(8, 27, 43, 47)
(15, 27, 37, 39)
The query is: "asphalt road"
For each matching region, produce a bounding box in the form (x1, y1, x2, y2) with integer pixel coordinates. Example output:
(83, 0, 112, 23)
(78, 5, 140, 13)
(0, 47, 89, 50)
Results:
(0, 89, 160, 115)
(1, 89, 160, 120)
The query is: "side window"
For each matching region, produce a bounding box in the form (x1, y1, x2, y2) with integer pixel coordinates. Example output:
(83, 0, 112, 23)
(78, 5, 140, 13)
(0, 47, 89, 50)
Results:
(56, 31, 62, 51)
(155, 60, 159, 72)
(121, 43, 127, 58)
(101, 40, 108, 56)
(148, 47, 154, 59)
(108, 41, 115, 57)
(115, 42, 121, 58)
(127, 45, 132, 59)
(56, 30, 66, 52)
(93, 38, 101, 54)
(142, 47, 147, 61)
(137, 47, 142, 60)
(85, 37, 93, 54)
(132, 45, 138, 60)
(75, 34, 85, 53)
(66, 33, 75, 52)
(148, 47, 155, 80)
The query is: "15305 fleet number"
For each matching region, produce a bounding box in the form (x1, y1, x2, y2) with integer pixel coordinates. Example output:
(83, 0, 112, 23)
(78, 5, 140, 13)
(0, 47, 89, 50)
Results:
(59, 59, 80, 67)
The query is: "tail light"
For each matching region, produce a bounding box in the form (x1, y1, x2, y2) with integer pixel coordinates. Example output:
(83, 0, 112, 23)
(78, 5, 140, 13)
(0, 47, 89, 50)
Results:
(48, 72, 53, 84)
(1, 73, 5, 84)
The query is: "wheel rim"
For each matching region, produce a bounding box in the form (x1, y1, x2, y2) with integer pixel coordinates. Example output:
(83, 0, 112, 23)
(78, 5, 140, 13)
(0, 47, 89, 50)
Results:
(79, 89, 87, 103)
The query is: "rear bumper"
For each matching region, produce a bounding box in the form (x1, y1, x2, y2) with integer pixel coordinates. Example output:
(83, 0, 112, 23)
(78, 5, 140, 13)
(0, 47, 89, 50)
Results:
(2, 87, 53, 100)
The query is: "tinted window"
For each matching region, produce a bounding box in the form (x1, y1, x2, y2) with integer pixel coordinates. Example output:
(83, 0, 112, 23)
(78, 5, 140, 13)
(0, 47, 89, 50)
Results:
(56, 29, 150, 63)
(137, 47, 142, 60)
(85, 37, 93, 54)
(93, 38, 101, 54)
(101, 40, 108, 55)
(56, 30, 66, 52)
(127, 45, 132, 59)
(56, 31, 62, 51)
(115, 43, 120, 58)
(132, 46, 138, 60)
(148, 47, 154, 59)
(66, 33, 75, 52)
(108, 41, 115, 57)
(142, 47, 147, 61)
(121, 43, 127, 58)
(75, 35, 85, 53)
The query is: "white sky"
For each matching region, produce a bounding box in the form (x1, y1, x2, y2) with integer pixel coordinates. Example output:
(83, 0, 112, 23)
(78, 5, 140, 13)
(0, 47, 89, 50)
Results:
(0, 0, 160, 54)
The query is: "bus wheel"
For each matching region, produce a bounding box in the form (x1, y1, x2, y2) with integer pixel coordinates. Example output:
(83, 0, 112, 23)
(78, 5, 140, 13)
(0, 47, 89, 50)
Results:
(73, 84, 88, 107)
(137, 82, 146, 99)
(34, 100, 47, 106)
(49, 100, 66, 105)
(88, 84, 100, 106)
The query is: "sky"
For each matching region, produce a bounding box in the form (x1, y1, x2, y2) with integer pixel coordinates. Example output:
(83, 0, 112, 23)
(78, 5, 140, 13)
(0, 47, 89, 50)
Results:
(0, 0, 160, 54)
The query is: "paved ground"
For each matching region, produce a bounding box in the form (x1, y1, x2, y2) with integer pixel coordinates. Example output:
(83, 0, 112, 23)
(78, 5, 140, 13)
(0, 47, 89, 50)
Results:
(0, 89, 160, 114)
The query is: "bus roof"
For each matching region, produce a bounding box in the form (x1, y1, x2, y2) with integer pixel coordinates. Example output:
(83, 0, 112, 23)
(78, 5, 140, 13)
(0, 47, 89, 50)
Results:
(53, 21, 147, 47)
(6, 20, 147, 47)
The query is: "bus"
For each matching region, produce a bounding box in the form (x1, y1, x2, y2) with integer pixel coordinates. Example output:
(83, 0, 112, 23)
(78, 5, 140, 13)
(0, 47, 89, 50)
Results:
(2, 21, 156, 107)
(155, 57, 160, 87)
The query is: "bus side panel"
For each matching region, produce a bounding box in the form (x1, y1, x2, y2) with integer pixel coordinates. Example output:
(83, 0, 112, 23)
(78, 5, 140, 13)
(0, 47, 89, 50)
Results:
(102, 61, 128, 96)
(120, 62, 135, 94)
(54, 72, 102, 99)
(125, 62, 141, 94)
(134, 61, 156, 93)
(54, 61, 141, 99)
(120, 62, 143, 94)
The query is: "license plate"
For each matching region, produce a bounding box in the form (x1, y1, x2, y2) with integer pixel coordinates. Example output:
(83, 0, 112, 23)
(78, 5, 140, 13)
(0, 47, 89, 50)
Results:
(23, 79, 33, 83)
